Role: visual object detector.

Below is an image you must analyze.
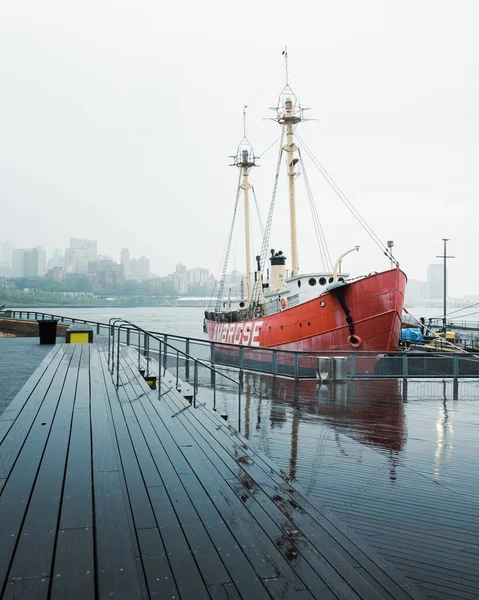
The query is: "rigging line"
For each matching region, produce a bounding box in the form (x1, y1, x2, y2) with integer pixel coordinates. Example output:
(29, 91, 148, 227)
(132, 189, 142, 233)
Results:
(258, 135, 283, 158)
(297, 134, 399, 266)
(215, 170, 243, 310)
(298, 134, 383, 245)
(250, 126, 286, 311)
(208, 235, 230, 309)
(304, 172, 328, 271)
(445, 309, 479, 321)
(440, 301, 479, 318)
(299, 150, 333, 271)
(251, 186, 265, 238)
(402, 308, 472, 355)
(298, 135, 384, 249)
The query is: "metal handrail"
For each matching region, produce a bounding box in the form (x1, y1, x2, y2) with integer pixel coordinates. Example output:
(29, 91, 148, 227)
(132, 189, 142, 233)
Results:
(110, 319, 243, 432)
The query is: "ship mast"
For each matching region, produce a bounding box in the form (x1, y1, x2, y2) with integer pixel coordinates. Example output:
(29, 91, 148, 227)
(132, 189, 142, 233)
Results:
(231, 107, 257, 304)
(275, 47, 303, 277)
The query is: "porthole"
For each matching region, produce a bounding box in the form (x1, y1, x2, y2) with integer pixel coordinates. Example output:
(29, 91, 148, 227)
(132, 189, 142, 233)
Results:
(308, 278, 316, 286)
(338, 277, 344, 283)
(307, 321, 311, 326)
(320, 301, 326, 307)
(319, 277, 326, 285)
(280, 325, 283, 330)
(299, 323, 303, 328)
(297, 280, 302, 288)
(239, 301, 245, 308)
(329, 277, 334, 283)
(269, 326, 272, 331)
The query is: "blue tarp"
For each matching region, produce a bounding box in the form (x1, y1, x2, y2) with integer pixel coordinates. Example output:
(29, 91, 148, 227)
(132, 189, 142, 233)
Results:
(400, 328, 424, 342)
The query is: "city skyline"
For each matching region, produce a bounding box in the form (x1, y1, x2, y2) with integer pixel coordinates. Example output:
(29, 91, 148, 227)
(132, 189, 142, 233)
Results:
(0, 1, 477, 298)
(0, 234, 473, 303)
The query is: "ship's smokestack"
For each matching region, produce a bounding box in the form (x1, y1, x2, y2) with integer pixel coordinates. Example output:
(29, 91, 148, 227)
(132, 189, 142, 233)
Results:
(269, 249, 287, 292)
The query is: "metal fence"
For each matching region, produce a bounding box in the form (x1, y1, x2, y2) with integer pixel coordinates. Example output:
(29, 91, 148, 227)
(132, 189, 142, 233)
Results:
(7, 310, 479, 380)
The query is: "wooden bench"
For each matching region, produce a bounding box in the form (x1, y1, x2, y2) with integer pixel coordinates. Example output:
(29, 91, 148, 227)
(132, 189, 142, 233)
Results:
(65, 323, 94, 344)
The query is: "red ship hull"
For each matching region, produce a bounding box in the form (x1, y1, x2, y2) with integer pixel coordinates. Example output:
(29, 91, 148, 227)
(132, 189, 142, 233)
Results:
(206, 268, 406, 353)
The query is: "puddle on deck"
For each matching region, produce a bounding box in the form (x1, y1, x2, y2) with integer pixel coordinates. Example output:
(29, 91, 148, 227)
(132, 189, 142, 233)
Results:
(198, 375, 479, 502)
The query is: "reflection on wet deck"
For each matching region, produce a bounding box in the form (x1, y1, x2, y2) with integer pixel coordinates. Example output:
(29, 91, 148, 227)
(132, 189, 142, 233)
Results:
(208, 376, 479, 600)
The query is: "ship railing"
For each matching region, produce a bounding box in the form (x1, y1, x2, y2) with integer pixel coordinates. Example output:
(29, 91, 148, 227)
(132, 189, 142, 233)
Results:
(6, 310, 479, 380)
(107, 319, 244, 432)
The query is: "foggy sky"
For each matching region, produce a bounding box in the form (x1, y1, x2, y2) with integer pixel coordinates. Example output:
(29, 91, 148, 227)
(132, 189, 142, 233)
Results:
(1, 1, 478, 296)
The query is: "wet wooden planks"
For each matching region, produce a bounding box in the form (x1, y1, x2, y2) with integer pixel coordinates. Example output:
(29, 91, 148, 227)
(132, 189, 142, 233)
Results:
(0, 337, 423, 599)
(0, 342, 147, 599)
(107, 343, 423, 600)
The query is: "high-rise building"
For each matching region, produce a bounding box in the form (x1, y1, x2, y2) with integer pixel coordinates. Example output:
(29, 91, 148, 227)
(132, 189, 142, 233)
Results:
(1, 239, 14, 266)
(11, 247, 46, 277)
(65, 248, 88, 274)
(12, 250, 24, 277)
(427, 264, 445, 300)
(47, 249, 65, 270)
(121, 248, 131, 279)
(69, 238, 97, 264)
(130, 256, 150, 280)
(188, 267, 209, 285)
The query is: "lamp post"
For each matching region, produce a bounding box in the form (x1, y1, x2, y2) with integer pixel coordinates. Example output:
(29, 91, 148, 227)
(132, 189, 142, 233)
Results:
(387, 240, 394, 269)
(436, 239, 454, 333)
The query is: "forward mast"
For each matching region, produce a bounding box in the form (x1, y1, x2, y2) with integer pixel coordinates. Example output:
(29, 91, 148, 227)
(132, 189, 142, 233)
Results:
(230, 106, 257, 304)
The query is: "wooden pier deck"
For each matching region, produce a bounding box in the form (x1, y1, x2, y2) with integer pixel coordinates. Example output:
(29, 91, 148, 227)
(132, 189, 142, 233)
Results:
(0, 338, 423, 599)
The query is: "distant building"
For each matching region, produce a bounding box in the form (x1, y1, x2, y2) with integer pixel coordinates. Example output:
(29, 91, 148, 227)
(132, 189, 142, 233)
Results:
(11, 247, 46, 277)
(0, 277, 14, 290)
(46, 267, 66, 282)
(65, 248, 88, 274)
(405, 279, 429, 304)
(130, 256, 151, 280)
(47, 248, 64, 270)
(69, 238, 97, 264)
(188, 267, 209, 285)
(0, 262, 11, 277)
(121, 248, 131, 279)
(1, 239, 14, 266)
(427, 264, 445, 300)
(88, 259, 124, 291)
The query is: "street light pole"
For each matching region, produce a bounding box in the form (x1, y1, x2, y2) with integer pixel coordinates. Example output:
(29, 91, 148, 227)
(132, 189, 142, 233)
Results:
(436, 239, 455, 332)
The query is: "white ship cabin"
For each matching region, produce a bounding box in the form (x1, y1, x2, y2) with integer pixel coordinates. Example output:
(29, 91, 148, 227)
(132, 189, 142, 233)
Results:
(219, 250, 349, 317)
(262, 250, 348, 315)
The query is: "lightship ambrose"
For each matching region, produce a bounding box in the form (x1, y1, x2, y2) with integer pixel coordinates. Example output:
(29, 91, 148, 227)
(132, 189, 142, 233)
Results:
(205, 53, 407, 353)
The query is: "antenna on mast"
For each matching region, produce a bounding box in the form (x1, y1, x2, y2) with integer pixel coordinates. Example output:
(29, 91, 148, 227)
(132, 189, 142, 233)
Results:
(282, 45, 289, 86)
(243, 105, 247, 139)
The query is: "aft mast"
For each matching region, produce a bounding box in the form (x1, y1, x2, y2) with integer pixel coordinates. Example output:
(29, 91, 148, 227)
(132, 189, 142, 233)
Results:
(275, 47, 304, 277)
(231, 106, 258, 304)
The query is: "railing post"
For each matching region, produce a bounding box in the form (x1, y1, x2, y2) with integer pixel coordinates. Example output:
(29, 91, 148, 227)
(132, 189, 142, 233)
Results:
(294, 353, 299, 380)
(97, 323, 100, 335)
(239, 346, 244, 372)
(238, 384, 242, 435)
(163, 335, 168, 371)
(146, 335, 150, 377)
(194, 361, 198, 408)
(210, 342, 216, 367)
(453, 354, 459, 380)
(110, 326, 115, 372)
(185, 339, 190, 379)
(176, 350, 179, 390)
(126, 328, 130, 346)
(402, 353, 408, 380)
(158, 340, 162, 398)
(116, 326, 122, 388)
(212, 369, 216, 411)
(350, 353, 356, 378)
